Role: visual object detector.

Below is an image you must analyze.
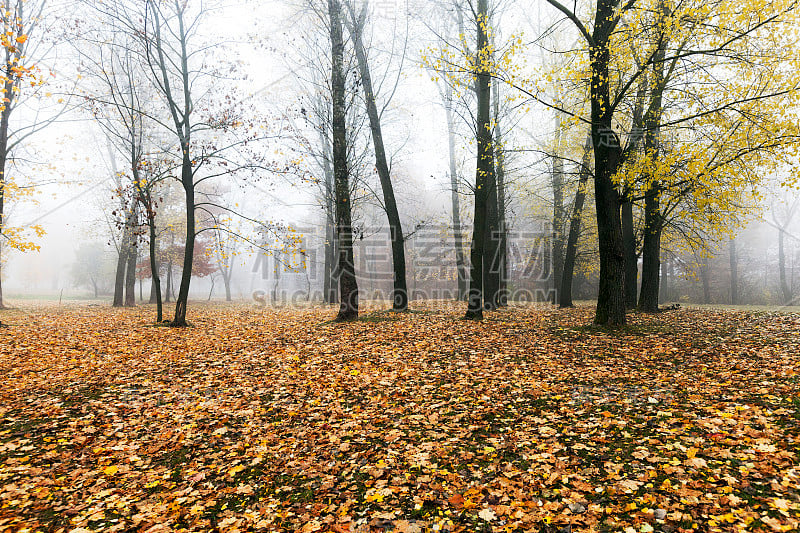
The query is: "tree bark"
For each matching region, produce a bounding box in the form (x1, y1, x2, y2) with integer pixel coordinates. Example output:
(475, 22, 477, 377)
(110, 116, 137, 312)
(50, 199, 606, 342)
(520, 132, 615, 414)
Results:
(589, 2, 627, 326)
(560, 135, 592, 308)
(621, 200, 638, 308)
(465, 0, 491, 320)
(329, 0, 358, 321)
(347, 2, 407, 311)
(125, 237, 137, 307)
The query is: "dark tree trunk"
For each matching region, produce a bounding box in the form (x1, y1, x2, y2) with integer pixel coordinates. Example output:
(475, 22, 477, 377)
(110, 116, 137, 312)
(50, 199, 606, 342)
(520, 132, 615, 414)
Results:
(589, 0, 627, 326)
(348, 3, 407, 311)
(638, 184, 662, 312)
(444, 88, 468, 301)
(329, 0, 358, 321)
(621, 200, 638, 308)
(560, 136, 592, 308)
(483, 135, 499, 311)
(465, 0, 491, 320)
(729, 238, 739, 305)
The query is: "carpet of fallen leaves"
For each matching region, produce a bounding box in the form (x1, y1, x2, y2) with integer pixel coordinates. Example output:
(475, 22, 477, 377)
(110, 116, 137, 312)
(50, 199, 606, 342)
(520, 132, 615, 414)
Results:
(0, 302, 798, 533)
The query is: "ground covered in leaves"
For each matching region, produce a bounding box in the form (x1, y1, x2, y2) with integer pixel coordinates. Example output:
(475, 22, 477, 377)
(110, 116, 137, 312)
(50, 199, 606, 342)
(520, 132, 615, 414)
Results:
(0, 303, 798, 533)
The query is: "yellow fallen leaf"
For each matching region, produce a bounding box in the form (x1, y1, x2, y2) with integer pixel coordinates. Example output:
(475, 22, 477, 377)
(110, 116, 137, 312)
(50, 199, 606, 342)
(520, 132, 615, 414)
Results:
(103, 465, 118, 476)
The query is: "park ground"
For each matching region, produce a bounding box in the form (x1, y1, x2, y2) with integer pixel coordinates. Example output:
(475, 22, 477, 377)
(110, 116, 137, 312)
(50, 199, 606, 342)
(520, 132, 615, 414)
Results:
(0, 302, 798, 532)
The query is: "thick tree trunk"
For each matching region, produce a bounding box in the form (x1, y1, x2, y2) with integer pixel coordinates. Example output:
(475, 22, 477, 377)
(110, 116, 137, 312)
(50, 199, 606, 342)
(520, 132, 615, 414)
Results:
(348, 5, 407, 311)
(589, 1, 627, 326)
(621, 200, 638, 308)
(729, 238, 739, 305)
(465, 0, 491, 320)
(638, 185, 662, 312)
(329, 0, 358, 321)
(445, 89, 468, 301)
(560, 136, 592, 308)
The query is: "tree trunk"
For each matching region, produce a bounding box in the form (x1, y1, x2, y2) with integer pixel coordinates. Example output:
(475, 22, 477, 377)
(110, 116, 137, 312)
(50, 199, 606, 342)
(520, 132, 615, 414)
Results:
(147, 211, 162, 321)
(465, 0, 491, 320)
(560, 135, 592, 308)
(222, 269, 232, 302)
(444, 88, 468, 301)
(621, 199, 638, 308)
(113, 220, 132, 307)
(589, 0, 627, 326)
(329, 0, 358, 321)
(729, 238, 738, 305)
(172, 171, 195, 326)
(124, 234, 137, 307)
(348, 3, 407, 311)
(638, 184, 662, 312)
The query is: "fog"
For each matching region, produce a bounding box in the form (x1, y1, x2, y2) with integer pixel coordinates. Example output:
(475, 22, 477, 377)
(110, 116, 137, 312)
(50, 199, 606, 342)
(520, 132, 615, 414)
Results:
(1, 0, 798, 312)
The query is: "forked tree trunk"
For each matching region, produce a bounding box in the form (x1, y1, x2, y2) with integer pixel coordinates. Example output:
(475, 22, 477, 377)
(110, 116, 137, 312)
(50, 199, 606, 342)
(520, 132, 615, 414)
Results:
(329, 0, 358, 321)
